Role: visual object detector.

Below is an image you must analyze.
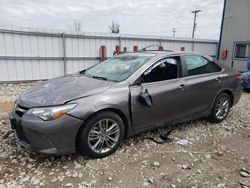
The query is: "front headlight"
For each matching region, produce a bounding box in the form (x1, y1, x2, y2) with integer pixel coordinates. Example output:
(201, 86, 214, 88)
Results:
(26, 104, 77, 121)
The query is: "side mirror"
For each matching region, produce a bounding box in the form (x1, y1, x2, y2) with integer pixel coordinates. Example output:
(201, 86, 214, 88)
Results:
(139, 88, 153, 107)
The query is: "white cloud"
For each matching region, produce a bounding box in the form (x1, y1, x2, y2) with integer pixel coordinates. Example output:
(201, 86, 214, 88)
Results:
(0, 0, 224, 39)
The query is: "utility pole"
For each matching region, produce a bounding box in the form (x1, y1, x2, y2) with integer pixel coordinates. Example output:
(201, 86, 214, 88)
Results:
(191, 9, 202, 50)
(172, 28, 176, 37)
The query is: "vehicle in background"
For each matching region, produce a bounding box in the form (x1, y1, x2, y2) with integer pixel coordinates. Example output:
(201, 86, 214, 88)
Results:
(9, 51, 242, 158)
(242, 71, 250, 91)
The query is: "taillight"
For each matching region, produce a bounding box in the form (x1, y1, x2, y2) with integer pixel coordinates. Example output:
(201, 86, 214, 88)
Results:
(235, 74, 243, 81)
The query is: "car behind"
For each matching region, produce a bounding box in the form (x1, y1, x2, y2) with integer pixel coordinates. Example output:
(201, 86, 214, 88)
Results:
(242, 71, 250, 91)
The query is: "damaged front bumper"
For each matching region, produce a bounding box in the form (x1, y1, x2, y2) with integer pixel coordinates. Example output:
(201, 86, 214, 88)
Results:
(9, 110, 84, 155)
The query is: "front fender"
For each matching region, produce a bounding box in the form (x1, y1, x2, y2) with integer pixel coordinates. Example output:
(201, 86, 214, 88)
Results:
(67, 87, 130, 122)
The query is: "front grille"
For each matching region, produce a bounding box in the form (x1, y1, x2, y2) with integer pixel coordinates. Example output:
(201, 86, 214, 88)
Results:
(10, 113, 30, 144)
(15, 105, 29, 117)
(15, 123, 29, 144)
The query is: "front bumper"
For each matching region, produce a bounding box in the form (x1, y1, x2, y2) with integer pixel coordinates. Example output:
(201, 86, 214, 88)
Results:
(9, 111, 84, 155)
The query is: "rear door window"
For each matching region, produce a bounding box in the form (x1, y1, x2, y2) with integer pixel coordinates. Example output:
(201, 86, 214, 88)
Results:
(183, 55, 222, 76)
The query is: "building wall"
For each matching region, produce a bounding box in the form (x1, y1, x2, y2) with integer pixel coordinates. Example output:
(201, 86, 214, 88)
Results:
(219, 0, 250, 71)
(0, 26, 218, 82)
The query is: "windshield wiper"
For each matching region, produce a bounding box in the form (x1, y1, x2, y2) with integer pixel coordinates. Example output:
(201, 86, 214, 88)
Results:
(91, 76, 107, 80)
(79, 70, 86, 74)
(82, 72, 106, 80)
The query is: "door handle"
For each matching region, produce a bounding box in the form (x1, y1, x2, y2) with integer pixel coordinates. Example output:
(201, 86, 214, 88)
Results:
(178, 84, 186, 91)
(216, 77, 222, 83)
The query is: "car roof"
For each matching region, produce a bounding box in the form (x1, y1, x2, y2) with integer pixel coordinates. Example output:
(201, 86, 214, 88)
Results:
(120, 50, 213, 61)
(121, 50, 204, 56)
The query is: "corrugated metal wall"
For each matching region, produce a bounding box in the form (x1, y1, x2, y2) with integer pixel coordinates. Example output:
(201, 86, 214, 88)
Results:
(0, 26, 218, 82)
(219, 0, 250, 71)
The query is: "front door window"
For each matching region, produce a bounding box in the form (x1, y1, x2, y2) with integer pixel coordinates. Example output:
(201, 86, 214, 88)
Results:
(141, 57, 179, 83)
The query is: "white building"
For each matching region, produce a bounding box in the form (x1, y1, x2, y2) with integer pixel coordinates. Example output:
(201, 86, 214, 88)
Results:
(0, 26, 218, 82)
(218, 0, 250, 71)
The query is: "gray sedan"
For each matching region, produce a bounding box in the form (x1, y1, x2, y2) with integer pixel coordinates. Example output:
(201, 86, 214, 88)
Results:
(9, 51, 242, 158)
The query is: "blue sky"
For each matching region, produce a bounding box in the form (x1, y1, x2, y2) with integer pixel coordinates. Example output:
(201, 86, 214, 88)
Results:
(0, 0, 224, 39)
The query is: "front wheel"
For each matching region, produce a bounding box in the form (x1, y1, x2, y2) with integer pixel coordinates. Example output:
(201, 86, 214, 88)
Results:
(209, 92, 231, 123)
(77, 111, 125, 158)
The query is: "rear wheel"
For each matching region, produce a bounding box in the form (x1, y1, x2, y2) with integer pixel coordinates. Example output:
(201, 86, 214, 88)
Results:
(209, 92, 231, 123)
(77, 111, 125, 158)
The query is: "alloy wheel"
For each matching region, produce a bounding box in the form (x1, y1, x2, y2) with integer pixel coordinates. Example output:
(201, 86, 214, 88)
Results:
(215, 96, 230, 120)
(88, 119, 120, 154)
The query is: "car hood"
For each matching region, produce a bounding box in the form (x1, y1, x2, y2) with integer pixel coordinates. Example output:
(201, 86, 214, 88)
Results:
(17, 74, 115, 108)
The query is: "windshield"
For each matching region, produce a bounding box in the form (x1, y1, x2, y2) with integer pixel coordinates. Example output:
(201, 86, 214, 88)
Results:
(83, 53, 155, 82)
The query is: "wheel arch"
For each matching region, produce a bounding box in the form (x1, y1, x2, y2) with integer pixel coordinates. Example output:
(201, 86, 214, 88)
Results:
(220, 89, 234, 107)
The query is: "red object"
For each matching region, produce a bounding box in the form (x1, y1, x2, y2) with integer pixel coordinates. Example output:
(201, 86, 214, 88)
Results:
(221, 50, 228, 60)
(133, 46, 138, 52)
(100, 45, 107, 62)
(159, 46, 164, 51)
(115, 46, 121, 55)
(235, 74, 243, 81)
(181, 47, 185, 51)
(123, 47, 127, 52)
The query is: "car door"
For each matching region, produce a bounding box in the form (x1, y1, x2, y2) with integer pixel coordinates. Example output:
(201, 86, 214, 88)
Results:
(129, 56, 190, 131)
(181, 55, 223, 117)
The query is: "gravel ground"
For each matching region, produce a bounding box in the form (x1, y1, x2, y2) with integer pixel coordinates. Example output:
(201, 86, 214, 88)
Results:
(0, 82, 39, 103)
(0, 82, 250, 188)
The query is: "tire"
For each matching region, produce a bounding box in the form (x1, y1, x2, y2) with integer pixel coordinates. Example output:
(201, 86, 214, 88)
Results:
(209, 92, 231, 123)
(77, 111, 125, 158)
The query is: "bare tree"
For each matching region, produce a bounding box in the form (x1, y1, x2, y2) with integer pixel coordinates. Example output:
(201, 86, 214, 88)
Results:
(109, 21, 120, 33)
(72, 20, 82, 33)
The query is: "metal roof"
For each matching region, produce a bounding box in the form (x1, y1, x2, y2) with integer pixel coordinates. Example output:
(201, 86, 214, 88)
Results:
(0, 25, 218, 44)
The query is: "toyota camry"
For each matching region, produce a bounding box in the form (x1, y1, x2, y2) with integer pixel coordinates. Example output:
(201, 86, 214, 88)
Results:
(9, 51, 242, 158)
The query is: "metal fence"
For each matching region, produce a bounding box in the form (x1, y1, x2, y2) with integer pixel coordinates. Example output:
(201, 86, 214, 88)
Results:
(0, 26, 218, 82)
